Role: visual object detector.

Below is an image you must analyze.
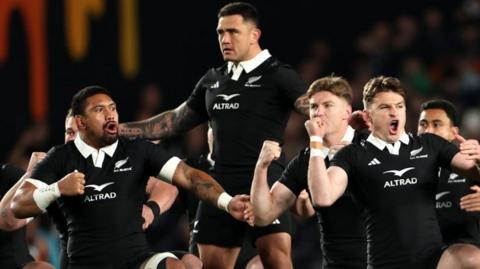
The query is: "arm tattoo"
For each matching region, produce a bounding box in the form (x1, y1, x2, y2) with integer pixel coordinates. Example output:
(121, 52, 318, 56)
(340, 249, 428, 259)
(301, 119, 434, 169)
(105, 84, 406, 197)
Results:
(189, 169, 224, 206)
(119, 102, 204, 140)
(294, 95, 310, 116)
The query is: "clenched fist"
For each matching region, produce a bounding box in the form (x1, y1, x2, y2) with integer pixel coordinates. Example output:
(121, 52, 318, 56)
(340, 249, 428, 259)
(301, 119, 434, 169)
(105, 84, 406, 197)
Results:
(257, 140, 281, 169)
(57, 170, 85, 196)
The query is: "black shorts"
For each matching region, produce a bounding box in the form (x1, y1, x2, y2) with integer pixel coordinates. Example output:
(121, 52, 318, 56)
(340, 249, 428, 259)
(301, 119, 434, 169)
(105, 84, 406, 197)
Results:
(193, 164, 292, 247)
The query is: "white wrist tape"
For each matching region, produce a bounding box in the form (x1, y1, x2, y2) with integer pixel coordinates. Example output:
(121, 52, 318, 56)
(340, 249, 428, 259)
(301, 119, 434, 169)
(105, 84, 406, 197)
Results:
(310, 136, 323, 143)
(310, 148, 327, 158)
(217, 192, 233, 213)
(32, 182, 61, 212)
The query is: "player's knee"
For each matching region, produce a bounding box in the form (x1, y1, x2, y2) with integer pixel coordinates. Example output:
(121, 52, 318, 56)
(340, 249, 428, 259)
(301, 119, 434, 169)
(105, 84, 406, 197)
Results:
(258, 248, 290, 269)
(181, 253, 202, 269)
(458, 244, 480, 268)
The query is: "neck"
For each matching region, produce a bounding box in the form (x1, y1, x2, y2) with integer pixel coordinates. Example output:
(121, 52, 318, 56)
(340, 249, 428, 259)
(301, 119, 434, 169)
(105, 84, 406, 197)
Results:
(80, 133, 101, 150)
(323, 124, 349, 148)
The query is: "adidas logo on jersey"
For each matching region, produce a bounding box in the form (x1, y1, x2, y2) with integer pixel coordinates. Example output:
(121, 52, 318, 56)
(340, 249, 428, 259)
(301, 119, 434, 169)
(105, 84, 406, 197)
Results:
(368, 158, 381, 166)
(271, 219, 281, 225)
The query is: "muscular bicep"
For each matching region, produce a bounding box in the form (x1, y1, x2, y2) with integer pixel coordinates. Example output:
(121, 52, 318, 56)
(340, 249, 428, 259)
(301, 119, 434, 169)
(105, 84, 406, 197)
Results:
(270, 181, 297, 215)
(327, 166, 349, 198)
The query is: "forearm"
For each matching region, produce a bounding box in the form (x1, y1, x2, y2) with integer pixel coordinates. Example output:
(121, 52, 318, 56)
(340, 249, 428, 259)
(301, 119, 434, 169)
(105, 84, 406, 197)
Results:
(0, 173, 30, 230)
(251, 165, 276, 226)
(11, 183, 43, 219)
(291, 195, 315, 218)
(119, 102, 202, 140)
(185, 169, 225, 208)
(147, 178, 179, 214)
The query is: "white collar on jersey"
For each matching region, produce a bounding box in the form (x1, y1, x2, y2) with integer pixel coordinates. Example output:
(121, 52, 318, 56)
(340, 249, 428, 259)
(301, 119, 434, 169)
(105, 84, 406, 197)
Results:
(227, 49, 271, 75)
(325, 125, 355, 159)
(366, 132, 409, 155)
(74, 135, 118, 168)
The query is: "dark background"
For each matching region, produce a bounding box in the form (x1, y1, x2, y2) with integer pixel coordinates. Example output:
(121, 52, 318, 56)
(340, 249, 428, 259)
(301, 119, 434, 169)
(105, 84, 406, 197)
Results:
(0, 0, 468, 161)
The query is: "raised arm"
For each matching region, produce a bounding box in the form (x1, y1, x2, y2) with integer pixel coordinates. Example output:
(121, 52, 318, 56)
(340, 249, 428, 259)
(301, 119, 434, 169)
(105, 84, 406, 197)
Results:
(305, 117, 348, 207)
(168, 160, 252, 224)
(119, 102, 204, 140)
(11, 171, 86, 219)
(0, 152, 45, 230)
(251, 140, 297, 226)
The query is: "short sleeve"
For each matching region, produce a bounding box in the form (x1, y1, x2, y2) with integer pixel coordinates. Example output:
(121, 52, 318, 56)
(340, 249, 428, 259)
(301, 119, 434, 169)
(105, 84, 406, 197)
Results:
(329, 144, 356, 177)
(30, 147, 64, 185)
(186, 70, 213, 120)
(424, 133, 459, 170)
(141, 140, 179, 181)
(274, 65, 308, 107)
(278, 150, 308, 196)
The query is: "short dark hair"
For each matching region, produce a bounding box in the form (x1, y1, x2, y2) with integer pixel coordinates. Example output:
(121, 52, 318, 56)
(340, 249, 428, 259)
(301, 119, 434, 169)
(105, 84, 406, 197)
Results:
(420, 99, 459, 126)
(363, 76, 406, 109)
(71, 86, 112, 116)
(218, 2, 259, 26)
(306, 76, 353, 103)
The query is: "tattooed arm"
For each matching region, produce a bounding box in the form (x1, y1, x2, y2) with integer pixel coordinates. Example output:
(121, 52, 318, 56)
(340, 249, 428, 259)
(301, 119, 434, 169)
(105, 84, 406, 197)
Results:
(119, 102, 205, 140)
(294, 94, 310, 116)
(172, 161, 251, 223)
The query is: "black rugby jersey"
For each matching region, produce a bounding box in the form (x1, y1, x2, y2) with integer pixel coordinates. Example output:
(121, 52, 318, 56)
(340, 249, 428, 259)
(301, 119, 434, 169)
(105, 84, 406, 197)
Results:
(279, 130, 367, 268)
(187, 56, 307, 173)
(0, 164, 34, 268)
(436, 168, 480, 245)
(330, 133, 459, 268)
(30, 137, 173, 266)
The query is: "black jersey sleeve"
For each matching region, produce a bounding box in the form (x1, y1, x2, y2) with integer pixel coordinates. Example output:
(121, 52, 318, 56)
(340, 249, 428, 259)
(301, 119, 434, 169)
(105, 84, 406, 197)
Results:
(186, 69, 214, 120)
(274, 65, 308, 107)
(141, 140, 177, 177)
(424, 133, 459, 169)
(278, 149, 308, 196)
(30, 147, 64, 185)
(0, 164, 25, 191)
(329, 144, 356, 177)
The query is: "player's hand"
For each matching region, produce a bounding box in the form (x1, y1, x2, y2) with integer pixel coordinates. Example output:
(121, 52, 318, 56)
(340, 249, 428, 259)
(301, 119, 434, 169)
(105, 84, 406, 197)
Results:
(141, 204, 154, 230)
(460, 185, 480, 212)
(348, 110, 370, 131)
(256, 140, 281, 169)
(57, 170, 85, 196)
(456, 134, 480, 165)
(304, 117, 325, 137)
(228, 194, 254, 225)
(26, 152, 46, 173)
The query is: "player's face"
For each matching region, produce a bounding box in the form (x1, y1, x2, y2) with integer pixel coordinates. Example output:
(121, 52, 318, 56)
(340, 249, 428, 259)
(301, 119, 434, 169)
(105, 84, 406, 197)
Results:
(309, 91, 351, 137)
(217, 15, 260, 62)
(417, 108, 457, 142)
(65, 116, 78, 143)
(366, 91, 406, 143)
(77, 93, 119, 147)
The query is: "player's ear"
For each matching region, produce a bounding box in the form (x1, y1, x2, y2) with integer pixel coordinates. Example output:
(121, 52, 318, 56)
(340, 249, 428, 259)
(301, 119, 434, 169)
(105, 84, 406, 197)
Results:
(75, 115, 86, 130)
